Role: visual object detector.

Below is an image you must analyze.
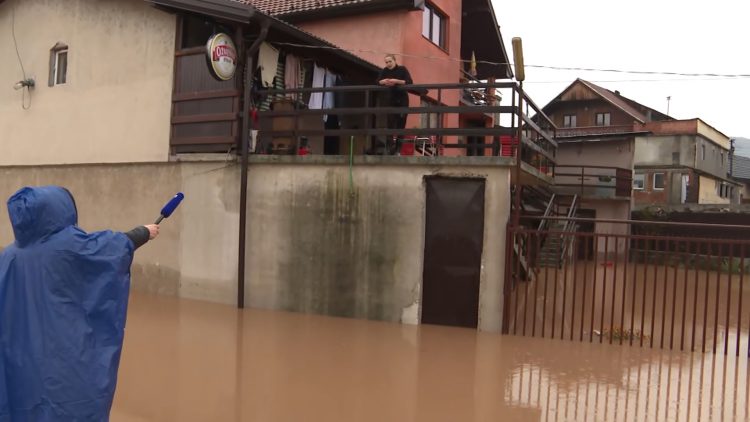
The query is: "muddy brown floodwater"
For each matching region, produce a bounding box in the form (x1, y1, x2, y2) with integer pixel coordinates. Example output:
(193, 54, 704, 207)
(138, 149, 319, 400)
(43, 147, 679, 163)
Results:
(112, 293, 749, 421)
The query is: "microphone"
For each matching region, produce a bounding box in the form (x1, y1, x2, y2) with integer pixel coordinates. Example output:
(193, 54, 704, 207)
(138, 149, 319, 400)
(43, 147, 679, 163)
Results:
(155, 192, 184, 224)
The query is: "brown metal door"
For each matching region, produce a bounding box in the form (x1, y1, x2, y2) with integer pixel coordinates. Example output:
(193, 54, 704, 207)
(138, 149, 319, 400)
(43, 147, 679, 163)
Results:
(422, 177, 485, 328)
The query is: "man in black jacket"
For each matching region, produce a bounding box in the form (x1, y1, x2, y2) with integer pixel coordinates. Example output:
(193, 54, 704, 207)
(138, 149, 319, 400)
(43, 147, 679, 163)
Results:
(377, 54, 413, 153)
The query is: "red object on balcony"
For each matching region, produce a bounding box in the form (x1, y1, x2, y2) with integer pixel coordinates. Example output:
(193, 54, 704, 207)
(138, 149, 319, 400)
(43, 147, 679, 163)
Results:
(499, 135, 517, 157)
(400, 137, 416, 156)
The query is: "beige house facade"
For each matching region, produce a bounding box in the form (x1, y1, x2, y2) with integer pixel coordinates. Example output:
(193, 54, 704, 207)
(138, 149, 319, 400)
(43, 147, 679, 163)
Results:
(0, 0, 175, 166)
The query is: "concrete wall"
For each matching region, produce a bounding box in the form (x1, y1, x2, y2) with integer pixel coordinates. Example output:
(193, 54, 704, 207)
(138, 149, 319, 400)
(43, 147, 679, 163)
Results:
(0, 0, 175, 165)
(580, 199, 630, 256)
(244, 156, 511, 331)
(634, 135, 696, 168)
(557, 139, 633, 169)
(0, 161, 240, 303)
(0, 156, 513, 331)
(697, 120, 731, 150)
(635, 134, 729, 181)
(698, 175, 730, 205)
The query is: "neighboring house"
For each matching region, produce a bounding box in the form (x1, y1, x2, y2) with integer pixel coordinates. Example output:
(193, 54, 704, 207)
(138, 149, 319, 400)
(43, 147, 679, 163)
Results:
(632, 119, 739, 207)
(730, 154, 750, 203)
(542, 79, 737, 218)
(541, 78, 669, 237)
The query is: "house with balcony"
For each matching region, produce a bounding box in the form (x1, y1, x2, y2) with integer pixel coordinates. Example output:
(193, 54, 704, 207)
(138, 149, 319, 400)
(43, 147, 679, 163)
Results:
(1, 0, 560, 331)
(241, 0, 547, 158)
(542, 79, 737, 221)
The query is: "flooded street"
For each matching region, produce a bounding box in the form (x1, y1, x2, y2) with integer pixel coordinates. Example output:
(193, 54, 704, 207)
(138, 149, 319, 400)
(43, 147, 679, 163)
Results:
(509, 262, 750, 356)
(112, 293, 749, 421)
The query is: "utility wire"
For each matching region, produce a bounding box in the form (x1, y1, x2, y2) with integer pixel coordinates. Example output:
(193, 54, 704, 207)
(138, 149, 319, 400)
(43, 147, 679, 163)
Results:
(11, 2, 32, 110)
(271, 41, 750, 79)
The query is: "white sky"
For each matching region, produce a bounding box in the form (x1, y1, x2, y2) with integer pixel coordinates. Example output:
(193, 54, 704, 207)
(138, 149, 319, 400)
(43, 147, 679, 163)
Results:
(491, 0, 750, 138)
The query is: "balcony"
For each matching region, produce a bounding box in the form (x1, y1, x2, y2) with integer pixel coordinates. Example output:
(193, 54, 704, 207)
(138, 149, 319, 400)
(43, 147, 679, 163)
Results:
(553, 165, 632, 199)
(189, 81, 557, 180)
(556, 125, 636, 139)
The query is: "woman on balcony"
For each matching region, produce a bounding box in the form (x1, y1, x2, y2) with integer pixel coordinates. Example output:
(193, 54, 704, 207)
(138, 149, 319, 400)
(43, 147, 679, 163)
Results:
(377, 54, 413, 154)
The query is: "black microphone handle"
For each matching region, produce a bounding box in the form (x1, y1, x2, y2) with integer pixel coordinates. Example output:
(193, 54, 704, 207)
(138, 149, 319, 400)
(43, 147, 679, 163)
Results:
(155, 215, 165, 224)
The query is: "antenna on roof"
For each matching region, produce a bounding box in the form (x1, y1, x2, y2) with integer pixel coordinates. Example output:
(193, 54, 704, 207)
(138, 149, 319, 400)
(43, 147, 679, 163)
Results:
(666, 96, 671, 115)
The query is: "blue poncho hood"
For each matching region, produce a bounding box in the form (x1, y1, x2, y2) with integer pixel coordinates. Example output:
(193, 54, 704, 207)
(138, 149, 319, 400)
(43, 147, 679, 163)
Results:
(0, 186, 135, 421)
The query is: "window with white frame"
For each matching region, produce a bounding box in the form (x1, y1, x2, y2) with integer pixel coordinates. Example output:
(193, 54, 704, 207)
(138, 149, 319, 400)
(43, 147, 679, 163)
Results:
(653, 172, 665, 190)
(595, 112, 611, 126)
(633, 174, 645, 190)
(422, 3, 446, 49)
(48, 42, 68, 86)
(701, 144, 706, 160)
(563, 114, 577, 128)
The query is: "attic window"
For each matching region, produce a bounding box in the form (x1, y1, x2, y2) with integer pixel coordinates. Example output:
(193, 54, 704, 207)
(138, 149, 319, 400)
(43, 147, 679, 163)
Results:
(563, 114, 576, 128)
(595, 112, 611, 126)
(48, 42, 68, 87)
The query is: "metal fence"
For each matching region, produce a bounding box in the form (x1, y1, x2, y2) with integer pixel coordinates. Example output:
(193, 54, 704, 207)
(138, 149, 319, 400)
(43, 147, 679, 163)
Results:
(503, 218, 750, 356)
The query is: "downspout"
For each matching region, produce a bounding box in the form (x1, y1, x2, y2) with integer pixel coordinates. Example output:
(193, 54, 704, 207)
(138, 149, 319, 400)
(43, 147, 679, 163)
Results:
(730, 138, 735, 178)
(238, 19, 270, 309)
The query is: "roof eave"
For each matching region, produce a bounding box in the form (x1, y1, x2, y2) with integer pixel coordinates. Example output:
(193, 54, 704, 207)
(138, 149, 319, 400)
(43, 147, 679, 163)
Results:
(150, 0, 255, 23)
(277, 0, 423, 23)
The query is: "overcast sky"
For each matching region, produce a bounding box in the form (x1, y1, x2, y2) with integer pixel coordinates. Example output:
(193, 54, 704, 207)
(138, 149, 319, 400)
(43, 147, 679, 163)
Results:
(491, 0, 750, 140)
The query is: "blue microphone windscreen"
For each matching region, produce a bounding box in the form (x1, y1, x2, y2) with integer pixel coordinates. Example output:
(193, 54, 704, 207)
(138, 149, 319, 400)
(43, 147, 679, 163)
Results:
(160, 192, 184, 218)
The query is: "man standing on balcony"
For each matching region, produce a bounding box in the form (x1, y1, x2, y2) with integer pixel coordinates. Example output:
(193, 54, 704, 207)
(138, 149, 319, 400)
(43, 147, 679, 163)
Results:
(377, 54, 413, 154)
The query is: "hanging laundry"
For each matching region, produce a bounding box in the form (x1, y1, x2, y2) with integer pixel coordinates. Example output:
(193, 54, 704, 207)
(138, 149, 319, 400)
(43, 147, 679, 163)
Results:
(258, 53, 285, 111)
(308, 63, 326, 110)
(322, 70, 340, 122)
(284, 54, 301, 100)
(323, 69, 338, 110)
(258, 42, 279, 87)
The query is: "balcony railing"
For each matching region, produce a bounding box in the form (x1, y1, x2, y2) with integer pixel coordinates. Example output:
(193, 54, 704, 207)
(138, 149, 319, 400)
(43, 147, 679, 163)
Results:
(243, 82, 557, 175)
(553, 165, 632, 199)
(459, 70, 501, 107)
(556, 125, 636, 138)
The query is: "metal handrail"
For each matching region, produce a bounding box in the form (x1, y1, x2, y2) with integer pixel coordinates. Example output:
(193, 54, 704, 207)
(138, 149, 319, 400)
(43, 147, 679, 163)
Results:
(537, 193, 556, 232)
(557, 195, 579, 266)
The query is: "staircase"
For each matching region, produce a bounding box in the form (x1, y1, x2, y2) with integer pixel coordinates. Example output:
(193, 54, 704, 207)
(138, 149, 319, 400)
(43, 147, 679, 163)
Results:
(536, 196, 579, 269)
(537, 222, 567, 268)
(511, 184, 579, 276)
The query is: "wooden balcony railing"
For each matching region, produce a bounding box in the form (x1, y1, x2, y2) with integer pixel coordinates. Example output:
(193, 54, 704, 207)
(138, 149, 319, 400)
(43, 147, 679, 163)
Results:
(245, 82, 557, 174)
(554, 165, 633, 199)
(556, 125, 636, 138)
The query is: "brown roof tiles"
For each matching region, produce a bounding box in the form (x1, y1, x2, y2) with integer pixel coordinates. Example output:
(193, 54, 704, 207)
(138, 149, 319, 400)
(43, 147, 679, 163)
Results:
(231, 0, 379, 16)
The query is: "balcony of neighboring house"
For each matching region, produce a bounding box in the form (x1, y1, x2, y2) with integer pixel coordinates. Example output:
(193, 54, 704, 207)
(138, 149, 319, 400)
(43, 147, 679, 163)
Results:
(553, 165, 633, 200)
(177, 81, 557, 183)
(555, 124, 636, 139)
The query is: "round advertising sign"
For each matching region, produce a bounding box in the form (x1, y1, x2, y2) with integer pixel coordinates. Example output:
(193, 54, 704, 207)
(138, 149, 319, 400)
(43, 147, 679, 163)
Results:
(206, 33, 237, 81)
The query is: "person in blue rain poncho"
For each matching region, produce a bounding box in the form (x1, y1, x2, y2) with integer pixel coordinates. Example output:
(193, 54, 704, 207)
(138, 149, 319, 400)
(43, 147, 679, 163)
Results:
(0, 186, 159, 421)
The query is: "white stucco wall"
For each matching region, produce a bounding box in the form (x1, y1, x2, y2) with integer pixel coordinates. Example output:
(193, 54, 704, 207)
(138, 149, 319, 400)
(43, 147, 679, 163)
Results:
(0, 0, 175, 165)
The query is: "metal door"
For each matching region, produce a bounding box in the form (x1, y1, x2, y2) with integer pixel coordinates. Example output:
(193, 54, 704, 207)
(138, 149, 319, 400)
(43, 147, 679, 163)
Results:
(422, 177, 485, 328)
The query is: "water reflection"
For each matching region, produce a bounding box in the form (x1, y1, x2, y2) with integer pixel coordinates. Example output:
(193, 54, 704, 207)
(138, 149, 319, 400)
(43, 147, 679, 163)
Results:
(112, 293, 749, 421)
